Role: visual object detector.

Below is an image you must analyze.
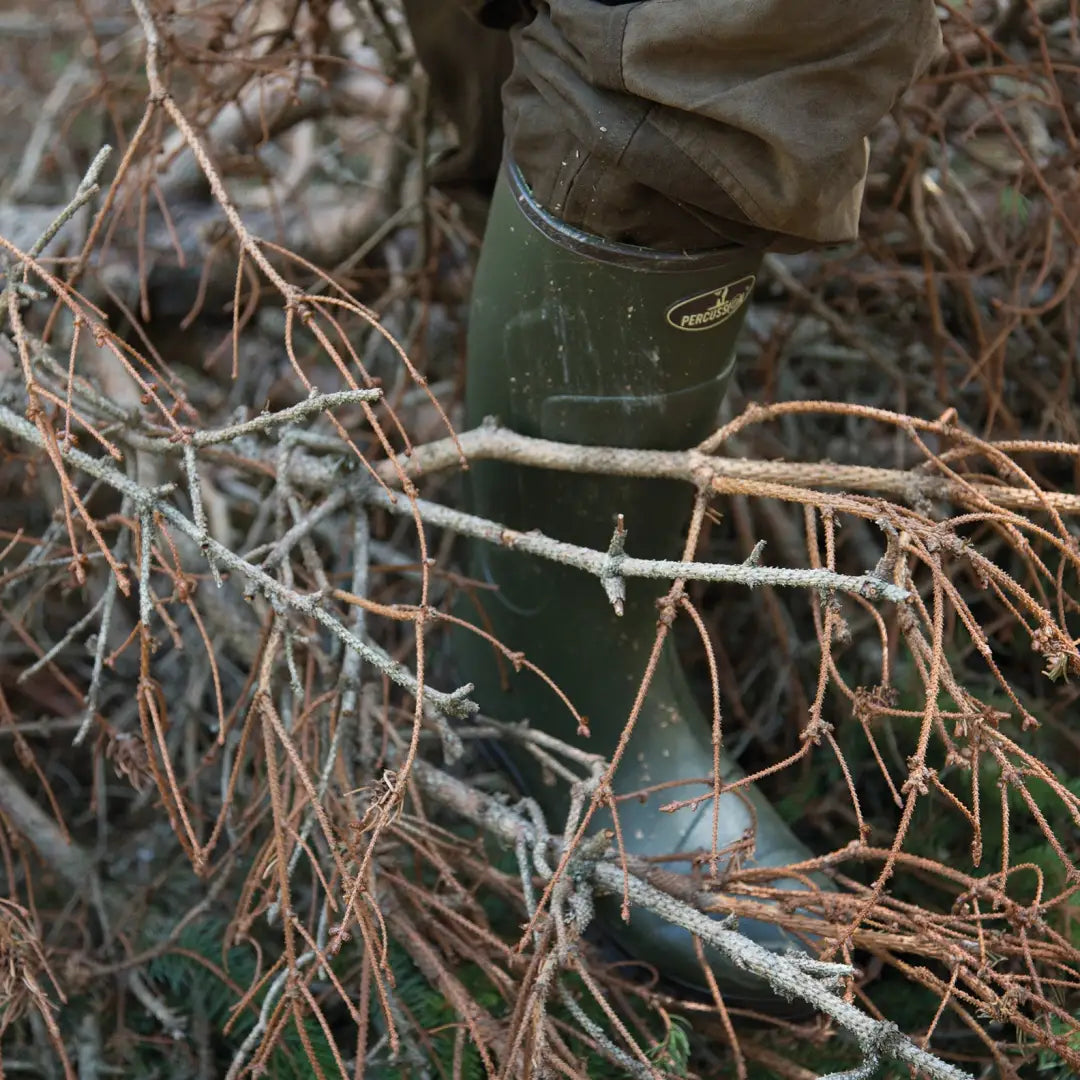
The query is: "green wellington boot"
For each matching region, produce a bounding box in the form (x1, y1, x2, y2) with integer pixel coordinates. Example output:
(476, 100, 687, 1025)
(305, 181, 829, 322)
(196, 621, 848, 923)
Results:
(457, 161, 827, 995)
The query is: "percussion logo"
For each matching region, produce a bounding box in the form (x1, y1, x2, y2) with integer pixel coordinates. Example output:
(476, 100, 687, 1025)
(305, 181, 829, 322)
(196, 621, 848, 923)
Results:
(666, 276, 755, 332)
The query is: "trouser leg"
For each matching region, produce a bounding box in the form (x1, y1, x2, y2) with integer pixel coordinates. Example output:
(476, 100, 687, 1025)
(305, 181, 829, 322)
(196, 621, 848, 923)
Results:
(400, 0, 511, 208)
(406, 0, 942, 251)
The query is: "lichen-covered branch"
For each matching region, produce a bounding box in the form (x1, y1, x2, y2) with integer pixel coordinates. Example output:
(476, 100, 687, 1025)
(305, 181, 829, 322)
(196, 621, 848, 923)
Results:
(410, 759, 974, 1080)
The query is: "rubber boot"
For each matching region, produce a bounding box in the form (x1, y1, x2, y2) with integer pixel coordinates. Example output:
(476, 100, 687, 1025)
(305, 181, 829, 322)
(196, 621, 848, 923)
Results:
(458, 161, 825, 996)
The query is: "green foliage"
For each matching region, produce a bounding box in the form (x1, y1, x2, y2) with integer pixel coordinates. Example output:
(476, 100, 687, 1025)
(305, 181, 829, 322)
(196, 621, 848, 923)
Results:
(647, 1014, 691, 1077)
(364, 940, 496, 1080)
(136, 917, 340, 1079)
(364, 941, 695, 1079)
(1000, 185, 1031, 225)
(1035, 1014, 1080, 1077)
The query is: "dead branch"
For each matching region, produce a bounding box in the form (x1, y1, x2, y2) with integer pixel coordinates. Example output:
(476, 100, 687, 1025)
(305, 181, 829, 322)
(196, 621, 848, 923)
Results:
(376, 423, 1080, 516)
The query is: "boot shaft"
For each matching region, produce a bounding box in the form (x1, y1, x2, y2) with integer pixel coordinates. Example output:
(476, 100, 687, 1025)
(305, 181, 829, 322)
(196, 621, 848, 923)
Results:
(465, 161, 761, 561)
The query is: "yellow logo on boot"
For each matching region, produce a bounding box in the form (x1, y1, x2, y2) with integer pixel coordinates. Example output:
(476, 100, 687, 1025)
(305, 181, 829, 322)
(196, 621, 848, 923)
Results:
(665, 275, 755, 332)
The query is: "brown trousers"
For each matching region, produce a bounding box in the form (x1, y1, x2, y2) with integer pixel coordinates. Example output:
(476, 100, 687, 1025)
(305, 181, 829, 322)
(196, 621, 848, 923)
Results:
(403, 1, 942, 251)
